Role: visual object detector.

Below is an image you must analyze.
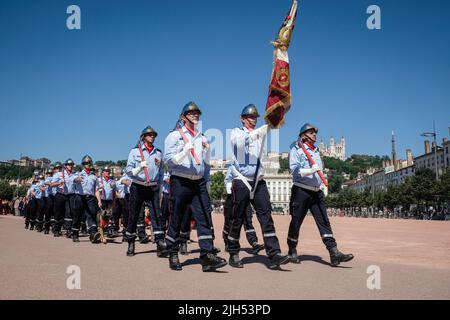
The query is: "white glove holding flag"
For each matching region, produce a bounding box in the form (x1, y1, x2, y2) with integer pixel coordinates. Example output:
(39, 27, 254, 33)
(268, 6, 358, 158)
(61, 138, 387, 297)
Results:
(249, 124, 269, 141)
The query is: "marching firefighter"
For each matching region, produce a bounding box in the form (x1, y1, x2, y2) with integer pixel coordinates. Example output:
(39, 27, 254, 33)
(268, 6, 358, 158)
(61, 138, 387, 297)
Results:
(223, 166, 264, 254)
(164, 101, 226, 272)
(227, 104, 289, 269)
(287, 123, 354, 267)
(26, 175, 39, 230)
(124, 126, 166, 257)
(114, 169, 131, 242)
(24, 183, 34, 229)
(35, 174, 48, 232)
(160, 171, 171, 233)
(72, 155, 102, 243)
(50, 159, 76, 237)
(42, 168, 55, 234)
(97, 166, 117, 241)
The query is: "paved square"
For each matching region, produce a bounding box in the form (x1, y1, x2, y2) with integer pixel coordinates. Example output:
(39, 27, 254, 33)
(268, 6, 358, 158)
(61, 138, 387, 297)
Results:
(1, 214, 449, 299)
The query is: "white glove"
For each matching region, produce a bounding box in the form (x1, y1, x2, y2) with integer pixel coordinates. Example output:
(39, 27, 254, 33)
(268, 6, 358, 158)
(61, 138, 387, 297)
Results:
(299, 164, 321, 177)
(321, 184, 329, 197)
(311, 164, 320, 173)
(249, 124, 269, 141)
(140, 161, 148, 168)
(131, 166, 143, 176)
(183, 142, 194, 153)
(226, 182, 232, 195)
(173, 142, 194, 164)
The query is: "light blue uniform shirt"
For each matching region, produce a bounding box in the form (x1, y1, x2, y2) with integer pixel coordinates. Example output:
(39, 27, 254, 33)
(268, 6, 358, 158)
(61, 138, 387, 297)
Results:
(117, 175, 131, 197)
(52, 170, 76, 194)
(230, 127, 265, 179)
(224, 166, 235, 195)
(289, 141, 324, 189)
(162, 172, 170, 194)
(33, 181, 44, 199)
(74, 170, 98, 196)
(126, 144, 164, 185)
(27, 186, 33, 199)
(44, 176, 53, 197)
(164, 126, 210, 181)
(98, 176, 116, 200)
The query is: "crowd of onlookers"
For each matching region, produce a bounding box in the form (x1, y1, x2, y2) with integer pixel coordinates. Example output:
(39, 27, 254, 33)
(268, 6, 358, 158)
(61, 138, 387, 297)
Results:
(0, 197, 25, 216)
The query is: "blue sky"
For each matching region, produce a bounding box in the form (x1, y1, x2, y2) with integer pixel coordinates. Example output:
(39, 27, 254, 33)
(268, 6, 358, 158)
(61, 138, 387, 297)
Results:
(0, 0, 449, 163)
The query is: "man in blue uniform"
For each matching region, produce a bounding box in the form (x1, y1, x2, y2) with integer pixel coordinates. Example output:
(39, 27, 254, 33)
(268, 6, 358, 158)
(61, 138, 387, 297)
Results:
(73, 155, 102, 243)
(287, 123, 354, 267)
(42, 168, 55, 235)
(35, 174, 47, 232)
(97, 166, 117, 241)
(223, 166, 264, 254)
(114, 169, 131, 242)
(164, 102, 226, 272)
(124, 126, 166, 257)
(51, 159, 76, 237)
(227, 104, 289, 269)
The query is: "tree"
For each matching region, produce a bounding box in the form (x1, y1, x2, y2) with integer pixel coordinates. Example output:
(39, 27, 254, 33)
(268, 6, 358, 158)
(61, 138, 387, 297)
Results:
(408, 169, 435, 211)
(435, 169, 450, 205)
(210, 171, 226, 202)
(328, 174, 343, 194)
(278, 157, 289, 174)
(0, 180, 14, 200)
(116, 160, 127, 167)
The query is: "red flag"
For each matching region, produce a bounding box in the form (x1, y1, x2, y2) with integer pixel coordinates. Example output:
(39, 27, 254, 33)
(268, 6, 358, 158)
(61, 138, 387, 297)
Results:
(264, 0, 298, 129)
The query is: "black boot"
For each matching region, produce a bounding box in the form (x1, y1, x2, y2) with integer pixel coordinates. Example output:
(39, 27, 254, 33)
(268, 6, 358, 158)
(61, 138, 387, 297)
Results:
(44, 228, 50, 235)
(229, 253, 243, 268)
(212, 246, 221, 254)
(25, 223, 29, 229)
(72, 230, 80, 243)
(250, 242, 265, 255)
(268, 253, 290, 270)
(180, 242, 189, 255)
(157, 240, 169, 258)
(138, 232, 149, 244)
(53, 229, 62, 237)
(201, 253, 227, 272)
(90, 231, 101, 244)
(65, 230, 72, 238)
(169, 253, 182, 271)
(288, 248, 301, 264)
(36, 225, 43, 233)
(30, 224, 35, 231)
(328, 247, 354, 267)
(126, 241, 135, 257)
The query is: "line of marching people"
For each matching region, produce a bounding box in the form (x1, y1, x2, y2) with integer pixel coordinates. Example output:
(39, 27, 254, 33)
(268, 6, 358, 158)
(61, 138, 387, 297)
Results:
(22, 101, 354, 272)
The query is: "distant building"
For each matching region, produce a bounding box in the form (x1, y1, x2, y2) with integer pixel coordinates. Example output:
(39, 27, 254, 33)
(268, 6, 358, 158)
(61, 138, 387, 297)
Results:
(318, 137, 346, 161)
(6, 156, 51, 169)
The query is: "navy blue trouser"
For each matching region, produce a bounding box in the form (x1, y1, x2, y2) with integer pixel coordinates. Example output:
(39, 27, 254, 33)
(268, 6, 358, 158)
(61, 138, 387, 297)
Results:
(44, 195, 54, 230)
(287, 186, 337, 250)
(161, 192, 171, 232)
(54, 193, 70, 232)
(35, 198, 45, 228)
(113, 197, 129, 230)
(228, 179, 281, 258)
(126, 183, 164, 242)
(70, 194, 98, 233)
(166, 176, 214, 258)
(223, 194, 258, 247)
